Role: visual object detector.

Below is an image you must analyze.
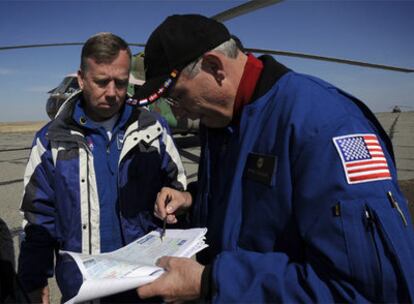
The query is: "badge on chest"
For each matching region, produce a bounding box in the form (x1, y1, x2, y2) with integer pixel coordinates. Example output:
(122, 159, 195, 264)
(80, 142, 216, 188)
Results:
(117, 131, 125, 150)
(243, 152, 277, 186)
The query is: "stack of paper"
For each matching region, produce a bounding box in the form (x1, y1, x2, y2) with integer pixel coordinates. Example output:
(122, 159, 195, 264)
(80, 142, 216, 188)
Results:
(61, 228, 208, 303)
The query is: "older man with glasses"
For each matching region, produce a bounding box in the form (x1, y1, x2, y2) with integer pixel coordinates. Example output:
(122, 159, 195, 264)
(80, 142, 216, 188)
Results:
(135, 14, 414, 303)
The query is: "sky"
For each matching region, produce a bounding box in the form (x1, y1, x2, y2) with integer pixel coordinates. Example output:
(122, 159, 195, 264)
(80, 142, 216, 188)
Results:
(0, 0, 413, 122)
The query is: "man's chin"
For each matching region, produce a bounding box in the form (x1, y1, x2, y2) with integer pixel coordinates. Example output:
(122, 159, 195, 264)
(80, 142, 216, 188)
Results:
(201, 117, 229, 129)
(93, 108, 119, 121)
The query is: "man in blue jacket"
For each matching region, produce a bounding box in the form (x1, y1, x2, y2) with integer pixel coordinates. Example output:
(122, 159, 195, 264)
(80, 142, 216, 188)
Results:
(18, 32, 186, 303)
(135, 15, 414, 302)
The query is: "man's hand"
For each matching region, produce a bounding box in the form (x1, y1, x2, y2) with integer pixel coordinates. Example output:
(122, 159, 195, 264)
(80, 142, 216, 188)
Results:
(155, 187, 192, 224)
(28, 285, 50, 304)
(137, 257, 204, 302)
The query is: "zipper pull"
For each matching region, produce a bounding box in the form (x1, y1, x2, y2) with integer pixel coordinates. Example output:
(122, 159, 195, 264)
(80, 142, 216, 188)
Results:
(387, 191, 408, 227)
(333, 203, 341, 217)
(365, 207, 374, 230)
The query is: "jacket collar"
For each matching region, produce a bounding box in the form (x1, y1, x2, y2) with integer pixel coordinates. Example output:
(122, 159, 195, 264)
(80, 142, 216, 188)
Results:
(251, 55, 290, 102)
(47, 91, 85, 142)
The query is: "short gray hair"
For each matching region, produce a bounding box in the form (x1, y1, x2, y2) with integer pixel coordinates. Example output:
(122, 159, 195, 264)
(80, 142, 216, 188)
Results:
(181, 38, 238, 78)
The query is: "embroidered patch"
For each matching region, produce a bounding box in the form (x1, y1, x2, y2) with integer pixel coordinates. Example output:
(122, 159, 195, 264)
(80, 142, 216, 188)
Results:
(126, 98, 138, 106)
(87, 137, 94, 151)
(333, 133, 391, 184)
(117, 132, 125, 150)
(243, 152, 277, 186)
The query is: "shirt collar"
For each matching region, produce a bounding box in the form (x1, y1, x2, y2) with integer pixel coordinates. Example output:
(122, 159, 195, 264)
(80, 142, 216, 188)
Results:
(231, 53, 264, 125)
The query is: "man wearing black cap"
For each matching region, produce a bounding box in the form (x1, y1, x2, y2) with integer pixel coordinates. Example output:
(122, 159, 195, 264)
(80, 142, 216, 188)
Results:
(136, 14, 414, 303)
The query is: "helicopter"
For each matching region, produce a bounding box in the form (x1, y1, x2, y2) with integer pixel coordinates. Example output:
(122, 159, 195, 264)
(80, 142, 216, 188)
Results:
(45, 73, 78, 119)
(390, 105, 413, 113)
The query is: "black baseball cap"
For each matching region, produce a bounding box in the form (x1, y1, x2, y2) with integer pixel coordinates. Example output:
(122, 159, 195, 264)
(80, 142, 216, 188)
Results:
(134, 14, 230, 104)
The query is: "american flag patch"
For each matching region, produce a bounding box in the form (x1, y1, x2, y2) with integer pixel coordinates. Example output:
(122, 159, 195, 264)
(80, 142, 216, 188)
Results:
(333, 134, 391, 184)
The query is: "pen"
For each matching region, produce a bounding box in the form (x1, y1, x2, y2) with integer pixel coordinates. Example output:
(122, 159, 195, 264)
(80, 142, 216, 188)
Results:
(161, 194, 171, 241)
(387, 191, 408, 226)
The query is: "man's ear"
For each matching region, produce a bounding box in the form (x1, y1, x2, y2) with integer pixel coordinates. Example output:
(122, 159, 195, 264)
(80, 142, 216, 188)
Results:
(201, 53, 225, 85)
(77, 70, 84, 90)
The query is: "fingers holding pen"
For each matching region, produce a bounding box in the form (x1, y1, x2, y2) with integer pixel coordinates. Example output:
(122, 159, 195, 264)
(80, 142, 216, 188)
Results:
(155, 191, 178, 223)
(154, 187, 193, 223)
(154, 189, 171, 220)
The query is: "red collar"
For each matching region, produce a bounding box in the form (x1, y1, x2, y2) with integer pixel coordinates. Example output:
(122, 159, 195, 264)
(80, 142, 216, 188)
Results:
(232, 53, 263, 125)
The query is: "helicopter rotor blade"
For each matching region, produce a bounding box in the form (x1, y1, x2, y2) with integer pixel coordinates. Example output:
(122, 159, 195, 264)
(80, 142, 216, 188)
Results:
(246, 48, 414, 73)
(211, 0, 283, 22)
(2, 43, 412, 73)
(0, 42, 146, 51)
(0, 43, 84, 51)
(0, 0, 284, 52)
(0, 0, 282, 51)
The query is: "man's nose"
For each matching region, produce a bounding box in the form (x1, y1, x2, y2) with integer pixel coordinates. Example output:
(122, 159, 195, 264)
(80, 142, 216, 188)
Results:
(106, 81, 116, 97)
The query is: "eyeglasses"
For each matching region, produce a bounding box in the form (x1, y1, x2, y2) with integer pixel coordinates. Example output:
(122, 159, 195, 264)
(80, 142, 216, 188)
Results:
(164, 96, 180, 107)
(163, 57, 202, 108)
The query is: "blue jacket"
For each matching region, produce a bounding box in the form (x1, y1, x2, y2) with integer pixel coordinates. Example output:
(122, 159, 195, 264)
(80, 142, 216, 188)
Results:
(193, 56, 414, 302)
(18, 93, 186, 302)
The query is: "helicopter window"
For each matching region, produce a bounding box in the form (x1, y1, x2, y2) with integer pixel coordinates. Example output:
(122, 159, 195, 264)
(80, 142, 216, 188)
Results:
(53, 76, 76, 94)
(68, 78, 80, 90)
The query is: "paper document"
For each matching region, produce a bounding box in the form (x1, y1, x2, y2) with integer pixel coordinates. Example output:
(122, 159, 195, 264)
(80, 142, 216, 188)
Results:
(61, 228, 208, 304)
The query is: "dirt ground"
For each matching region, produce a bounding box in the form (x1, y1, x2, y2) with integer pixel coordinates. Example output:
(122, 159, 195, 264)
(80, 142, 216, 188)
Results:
(0, 121, 47, 133)
(399, 179, 414, 219)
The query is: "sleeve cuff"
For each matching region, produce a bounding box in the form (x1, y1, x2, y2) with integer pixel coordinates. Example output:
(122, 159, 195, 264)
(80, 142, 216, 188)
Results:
(200, 263, 216, 302)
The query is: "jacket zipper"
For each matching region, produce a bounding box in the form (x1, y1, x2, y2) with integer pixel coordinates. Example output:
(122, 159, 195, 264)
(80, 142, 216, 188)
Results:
(364, 206, 383, 300)
(117, 128, 138, 245)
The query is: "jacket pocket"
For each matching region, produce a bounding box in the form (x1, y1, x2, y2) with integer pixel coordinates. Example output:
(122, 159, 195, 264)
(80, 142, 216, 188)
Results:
(365, 195, 414, 302)
(339, 199, 381, 299)
(340, 196, 414, 302)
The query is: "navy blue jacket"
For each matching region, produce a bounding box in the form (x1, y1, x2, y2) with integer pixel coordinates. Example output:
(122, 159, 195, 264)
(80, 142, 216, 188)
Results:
(193, 56, 414, 302)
